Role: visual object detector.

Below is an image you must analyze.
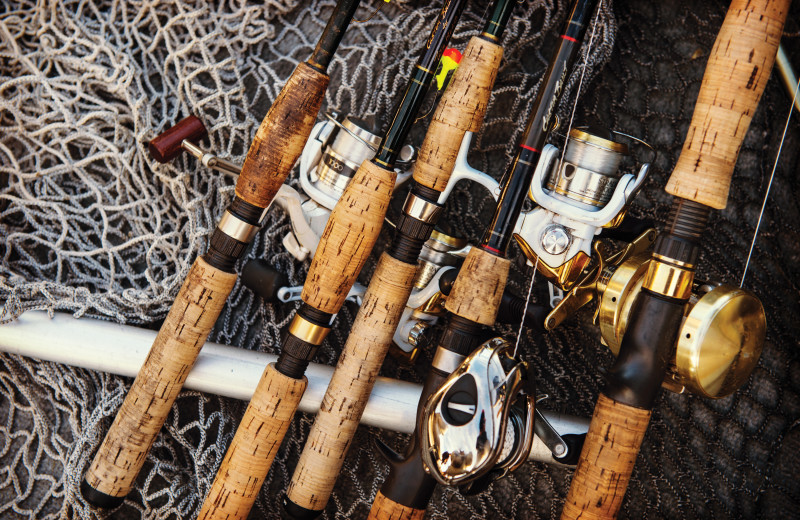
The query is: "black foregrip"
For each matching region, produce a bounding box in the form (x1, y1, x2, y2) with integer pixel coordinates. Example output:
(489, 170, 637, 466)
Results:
(378, 368, 448, 509)
(603, 290, 686, 409)
(496, 292, 547, 333)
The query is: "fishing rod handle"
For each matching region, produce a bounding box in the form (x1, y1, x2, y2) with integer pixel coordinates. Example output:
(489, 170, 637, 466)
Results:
(413, 36, 504, 191)
(666, 0, 789, 210)
(302, 159, 396, 314)
(197, 364, 306, 520)
(369, 491, 426, 520)
(561, 395, 651, 520)
(444, 246, 510, 325)
(82, 257, 236, 506)
(235, 61, 329, 209)
(286, 254, 418, 514)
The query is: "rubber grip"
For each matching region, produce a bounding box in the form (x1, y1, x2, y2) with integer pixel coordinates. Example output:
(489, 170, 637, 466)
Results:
(83, 257, 236, 501)
(443, 247, 510, 325)
(235, 62, 329, 208)
(368, 491, 426, 520)
(286, 254, 417, 512)
(560, 394, 652, 520)
(148, 115, 207, 163)
(413, 36, 504, 191)
(301, 159, 395, 314)
(665, 0, 789, 209)
(197, 363, 307, 520)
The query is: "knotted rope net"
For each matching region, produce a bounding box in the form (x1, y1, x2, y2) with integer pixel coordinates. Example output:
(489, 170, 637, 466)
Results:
(0, 0, 798, 518)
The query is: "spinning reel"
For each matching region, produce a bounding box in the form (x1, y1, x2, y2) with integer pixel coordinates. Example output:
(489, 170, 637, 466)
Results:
(419, 337, 535, 489)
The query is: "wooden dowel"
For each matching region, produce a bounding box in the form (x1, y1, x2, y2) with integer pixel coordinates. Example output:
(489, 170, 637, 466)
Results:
(413, 36, 504, 191)
(561, 394, 651, 520)
(301, 159, 396, 314)
(196, 364, 307, 520)
(235, 62, 329, 209)
(286, 254, 417, 512)
(83, 257, 236, 501)
(368, 491, 427, 520)
(665, 0, 789, 209)
(444, 247, 510, 325)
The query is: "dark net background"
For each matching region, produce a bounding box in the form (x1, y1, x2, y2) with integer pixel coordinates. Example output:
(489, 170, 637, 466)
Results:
(0, 0, 798, 518)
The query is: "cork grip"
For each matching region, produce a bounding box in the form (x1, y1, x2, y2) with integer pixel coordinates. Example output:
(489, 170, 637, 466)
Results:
(368, 491, 426, 520)
(665, 0, 789, 209)
(301, 159, 396, 314)
(197, 364, 307, 520)
(561, 394, 652, 520)
(444, 247, 510, 325)
(287, 254, 418, 511)
(413, 37, 504, 191)
(235, 62, 329, 208)
(84, 257, 237, 499)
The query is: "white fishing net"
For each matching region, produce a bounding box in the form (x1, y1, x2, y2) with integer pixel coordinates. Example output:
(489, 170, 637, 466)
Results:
(6, 0, 795, 519)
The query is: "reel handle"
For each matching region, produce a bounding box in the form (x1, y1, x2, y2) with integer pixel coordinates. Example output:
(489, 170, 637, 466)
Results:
(235, 62, 329, 209)
(82, 258, 236, 507)
(413, 36, 504, 191)
(666, 0, 789, 209)
(148, 115, 207, 163)
(561, 394, 651, 520)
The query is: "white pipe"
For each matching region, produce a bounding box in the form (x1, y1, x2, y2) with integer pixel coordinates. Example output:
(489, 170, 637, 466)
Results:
(0, 312, 588, 464)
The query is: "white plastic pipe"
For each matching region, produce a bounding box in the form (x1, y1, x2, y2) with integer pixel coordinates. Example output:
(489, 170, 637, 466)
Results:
(0, 311, 588, 464)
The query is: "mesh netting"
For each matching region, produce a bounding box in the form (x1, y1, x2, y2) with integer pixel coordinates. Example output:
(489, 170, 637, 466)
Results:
(0, 0, 798, 518)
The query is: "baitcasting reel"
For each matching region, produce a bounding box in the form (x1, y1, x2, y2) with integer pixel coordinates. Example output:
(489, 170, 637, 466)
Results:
(596, 254, 766, 398)
(514, 128, 650, 291)
(420, 337, 535, 487)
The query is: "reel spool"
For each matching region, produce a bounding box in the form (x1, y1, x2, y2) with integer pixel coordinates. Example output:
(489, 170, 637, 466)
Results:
(513, 127, 650, 291)
(597, 254, 766, 398)
(420, 338, 534, 487)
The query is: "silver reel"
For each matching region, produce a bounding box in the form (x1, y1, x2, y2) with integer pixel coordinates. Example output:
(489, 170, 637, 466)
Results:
(420, 337, 535, 487)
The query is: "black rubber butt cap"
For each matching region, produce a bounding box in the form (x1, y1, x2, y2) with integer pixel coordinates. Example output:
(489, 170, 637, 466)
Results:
(80, 479, 125, 509)
(282, 494, 323, 520)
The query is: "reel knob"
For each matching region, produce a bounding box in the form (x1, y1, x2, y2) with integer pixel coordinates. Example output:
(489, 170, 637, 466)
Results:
(148, 115, 208, 163)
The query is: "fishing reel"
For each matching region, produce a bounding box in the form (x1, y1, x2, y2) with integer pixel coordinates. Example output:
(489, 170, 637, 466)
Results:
(419, 337, 535, 488)
(513, 128, 650, 292)
(596, 253, 766, 398)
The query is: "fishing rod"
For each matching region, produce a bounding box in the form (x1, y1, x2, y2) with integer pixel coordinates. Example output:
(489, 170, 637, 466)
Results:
(560, 0, 788, 518)
(79, 0, 363, 508)
(282, 1, 516, 517)
(367, 1, 601, 517)
(195, 2, 469, 518)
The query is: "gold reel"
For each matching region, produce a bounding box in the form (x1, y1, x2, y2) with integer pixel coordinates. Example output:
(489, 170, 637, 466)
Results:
(597, 254, 766, 398)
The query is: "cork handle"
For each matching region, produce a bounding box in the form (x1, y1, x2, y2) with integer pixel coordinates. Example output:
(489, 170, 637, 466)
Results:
(84, 257, 236, 500)
(413, 36, 504, 191)
(368, 491, 426, 520)
(235, 62, 329, 208)
(665, 0, 789, 209)
(197, 363, 307, 520)
(287, 254, 418, 512)
(444, 247, 510, 325)
(302, 159, 396, 314)
(561, 394, 652, 520)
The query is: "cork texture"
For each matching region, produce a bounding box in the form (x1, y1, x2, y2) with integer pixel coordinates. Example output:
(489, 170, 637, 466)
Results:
(302, 159, 396, 314)
(368, 491, 427, 520)
(444, 247, 510, 325)
(197, 364, 307, 520)
(414, 36, 504, 191)
(84, 256, 236, 498)
(561, 394, 652, 520)
(287, 254, 418, 511)
(665, 0, 788, 209)
(235, 62, 328, 208)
